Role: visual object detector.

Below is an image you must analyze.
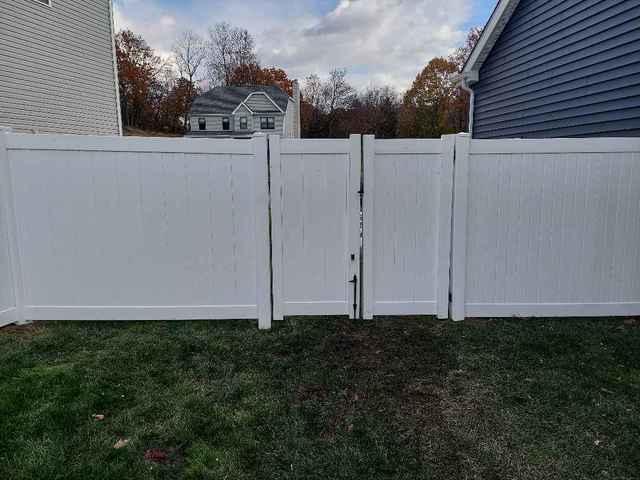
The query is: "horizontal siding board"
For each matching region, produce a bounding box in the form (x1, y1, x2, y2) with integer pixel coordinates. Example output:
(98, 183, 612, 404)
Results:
(0, 87, 120, 113)
(475, 107, 640, 136)
(0, 0, 119, 135)
(475, 87, 640, 125)
(474, 119, 640, 139)
(483, 1, 636, 69)
(476, 59, 640, 114)
(476, 21, 639, 86)
(500, 0, 594, 32)
(475, 44, 640, 98)
(0, 59, 117, 91)
(0, 38, 117, 75)
(475, 73, 640, 115)
(472, 0, 640, 139)
(1, 6, 113, 45)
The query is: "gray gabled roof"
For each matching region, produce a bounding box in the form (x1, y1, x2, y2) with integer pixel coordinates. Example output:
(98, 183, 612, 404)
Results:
(190, 85, 290, 116)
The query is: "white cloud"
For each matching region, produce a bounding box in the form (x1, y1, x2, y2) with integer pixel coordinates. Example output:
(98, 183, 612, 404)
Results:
(114, 0, 478, 91)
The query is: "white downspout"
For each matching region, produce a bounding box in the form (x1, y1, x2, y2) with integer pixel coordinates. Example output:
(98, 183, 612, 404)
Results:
(460, 76, 475, 137)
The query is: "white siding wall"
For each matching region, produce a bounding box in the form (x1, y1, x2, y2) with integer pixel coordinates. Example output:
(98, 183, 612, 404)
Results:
(0, 0, 120, 135)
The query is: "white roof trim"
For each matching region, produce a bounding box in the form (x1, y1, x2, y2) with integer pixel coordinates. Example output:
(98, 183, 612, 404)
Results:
(232, 102, 254, 115)
(241, 91, 285, 114)
(462, 0, 521, 85)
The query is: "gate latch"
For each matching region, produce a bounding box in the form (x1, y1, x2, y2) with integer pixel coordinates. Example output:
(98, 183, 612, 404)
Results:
(349, 275, 358, 319)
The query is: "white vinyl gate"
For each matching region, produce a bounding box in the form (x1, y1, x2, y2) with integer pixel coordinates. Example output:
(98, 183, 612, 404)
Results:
(270, 136, 361, 319)
(362, 136, 454, 319)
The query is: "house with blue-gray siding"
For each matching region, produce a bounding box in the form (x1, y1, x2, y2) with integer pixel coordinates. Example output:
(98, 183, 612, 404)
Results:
(461, 0, 640, 139)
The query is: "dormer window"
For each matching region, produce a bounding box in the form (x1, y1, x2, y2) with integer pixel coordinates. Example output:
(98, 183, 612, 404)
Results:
(222, 117, 230, 131)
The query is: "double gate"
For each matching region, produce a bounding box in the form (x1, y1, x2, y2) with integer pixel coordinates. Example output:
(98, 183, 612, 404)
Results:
(269, 135, 454, 322)
(4, 132, 637, 329)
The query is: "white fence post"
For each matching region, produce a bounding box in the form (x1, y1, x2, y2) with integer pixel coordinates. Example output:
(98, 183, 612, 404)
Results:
(268, 135, 284, 321)
(437, 135, 456, 319)
(252, 135, 272, 329)
(362, 135, 375, 320)
(0, 129, 25, 326)
(451, 133, 470, 321)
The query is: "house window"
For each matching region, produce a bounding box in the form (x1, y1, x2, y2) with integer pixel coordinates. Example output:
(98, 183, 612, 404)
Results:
(198, 118, 206, 130)
(222, 117, 230, 131)
(239, 117, 248, 130)
(260, 117, 275, 130)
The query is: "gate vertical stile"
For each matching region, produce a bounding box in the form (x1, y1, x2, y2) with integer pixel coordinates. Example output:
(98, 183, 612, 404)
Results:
(361, 135, 375, 320)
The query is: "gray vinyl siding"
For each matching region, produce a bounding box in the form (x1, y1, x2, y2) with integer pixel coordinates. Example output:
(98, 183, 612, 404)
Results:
(245, 93, 281, 113)
(0, 0, 120, 135)
(234, 105, 253, 131)
(472, 0, 640, 139)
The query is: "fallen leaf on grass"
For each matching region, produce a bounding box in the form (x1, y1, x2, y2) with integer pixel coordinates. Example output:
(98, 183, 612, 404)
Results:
(114, 439, 129, 449)
(144, 449, 169, 464)
(92, 414, 105, 421)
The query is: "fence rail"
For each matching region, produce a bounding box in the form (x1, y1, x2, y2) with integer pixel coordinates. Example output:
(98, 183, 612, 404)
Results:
(1, 131, 639, 329)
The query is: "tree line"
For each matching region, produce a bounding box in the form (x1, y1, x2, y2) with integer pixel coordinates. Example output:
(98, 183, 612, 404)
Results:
(115, 23, 481, 138)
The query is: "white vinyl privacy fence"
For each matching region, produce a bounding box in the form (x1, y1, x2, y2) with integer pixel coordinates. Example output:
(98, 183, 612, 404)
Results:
(451, 136, 640, 320)
(0, 134, 271, 328)
(1, 131, 639, 329)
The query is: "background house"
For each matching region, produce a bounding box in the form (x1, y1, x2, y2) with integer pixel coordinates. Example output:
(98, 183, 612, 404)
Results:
(0, 0, 121, 135)
(461, 0, 640, 138)
(187, 84, 301, 138)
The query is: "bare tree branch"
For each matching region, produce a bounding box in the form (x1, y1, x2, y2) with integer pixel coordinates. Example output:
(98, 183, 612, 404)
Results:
(205, 22, 257, 87)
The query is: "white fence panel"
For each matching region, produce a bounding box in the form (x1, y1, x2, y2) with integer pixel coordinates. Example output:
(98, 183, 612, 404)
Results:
(270, 136, 361, 319)
(0, 133, 20, 326)
(362, 136, 454, 319)
(452, 136, 640, 320)
(4, 134, 271, 328)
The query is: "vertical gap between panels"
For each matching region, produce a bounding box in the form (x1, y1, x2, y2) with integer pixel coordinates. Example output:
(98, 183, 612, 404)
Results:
(448, 136, 457, 320)
(266, 135, 275, 323)
(359, 134, 365, 320)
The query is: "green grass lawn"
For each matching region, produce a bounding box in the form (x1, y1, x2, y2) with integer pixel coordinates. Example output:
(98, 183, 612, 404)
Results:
(0, 317, 638, 479)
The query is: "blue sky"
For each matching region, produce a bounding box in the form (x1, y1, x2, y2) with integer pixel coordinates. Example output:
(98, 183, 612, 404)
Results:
(114, 0, 497, 91)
